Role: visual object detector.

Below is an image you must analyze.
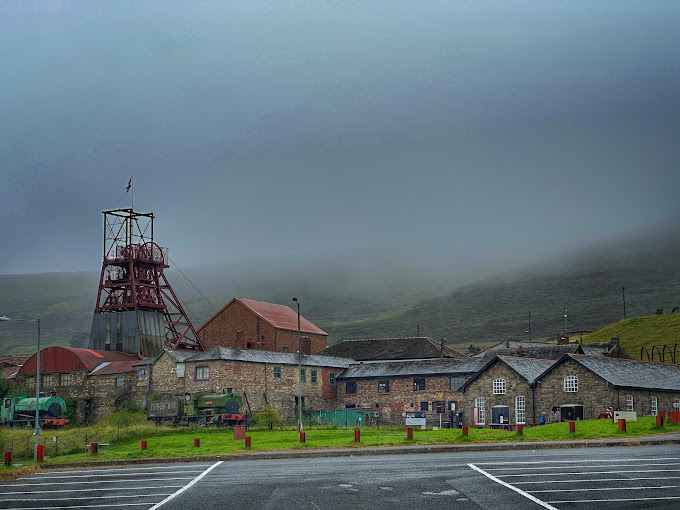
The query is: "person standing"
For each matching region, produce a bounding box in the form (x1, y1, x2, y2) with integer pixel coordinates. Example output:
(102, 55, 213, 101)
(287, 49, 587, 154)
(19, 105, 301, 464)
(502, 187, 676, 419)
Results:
(554, 407, 561, 423)
(539, 412, 546, 425)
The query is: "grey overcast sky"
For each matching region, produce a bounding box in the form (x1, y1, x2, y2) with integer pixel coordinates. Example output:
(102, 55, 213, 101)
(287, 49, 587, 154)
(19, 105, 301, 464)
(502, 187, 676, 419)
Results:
(1, 1, 679, 276)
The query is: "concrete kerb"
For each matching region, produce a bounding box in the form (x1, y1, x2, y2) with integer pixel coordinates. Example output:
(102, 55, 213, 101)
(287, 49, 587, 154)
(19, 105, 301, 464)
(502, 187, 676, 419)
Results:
(35, 432, 680, 471)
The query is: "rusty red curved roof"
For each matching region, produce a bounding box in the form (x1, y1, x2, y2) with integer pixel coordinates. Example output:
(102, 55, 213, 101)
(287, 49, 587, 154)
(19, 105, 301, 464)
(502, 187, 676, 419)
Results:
(18, 347, 140, 375)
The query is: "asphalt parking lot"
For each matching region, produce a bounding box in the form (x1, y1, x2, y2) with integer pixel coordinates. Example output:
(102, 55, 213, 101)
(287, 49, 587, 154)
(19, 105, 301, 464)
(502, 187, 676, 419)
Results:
(470, 455, 680, 508)
(0, 463, 214, 509)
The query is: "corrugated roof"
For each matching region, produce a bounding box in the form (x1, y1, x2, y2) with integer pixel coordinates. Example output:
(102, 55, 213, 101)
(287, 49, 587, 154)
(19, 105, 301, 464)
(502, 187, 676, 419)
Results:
(559, 354, 680, 392)
(318, 337, 469, 361)
(338, 358, 484, 379)
(89, 360, 140, 376)
(185, 346, 352, 368)
(18, 347, 141, 375)
(198, 298, 327, 336)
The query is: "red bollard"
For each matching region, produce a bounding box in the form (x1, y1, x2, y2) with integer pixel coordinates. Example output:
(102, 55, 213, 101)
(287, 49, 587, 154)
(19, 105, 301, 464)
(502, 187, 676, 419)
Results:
(36, 444, 44, 462)
(618, 419, 626, 432)
(4, 452, 11, 466)
(140, 440, 147, 450)
(193, 438, 200, 448)
(90, 443, 97, 455)
(354, 430, 360, 443)
(406, 427, 413, 439)
(569, 422, 576, 433)
(516, 424, 523, 435)
(462, 425, 468, 436)
(656, 415, 663, 427)
(300, 432, 306, 443)
(661, 410, 666, 421)
(245, 436, 251, 448)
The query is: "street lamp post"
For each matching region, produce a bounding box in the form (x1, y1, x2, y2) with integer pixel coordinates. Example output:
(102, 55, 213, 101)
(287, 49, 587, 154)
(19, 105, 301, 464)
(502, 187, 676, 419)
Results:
(0, 316, 41, 461)
(292, 298, 302, 437)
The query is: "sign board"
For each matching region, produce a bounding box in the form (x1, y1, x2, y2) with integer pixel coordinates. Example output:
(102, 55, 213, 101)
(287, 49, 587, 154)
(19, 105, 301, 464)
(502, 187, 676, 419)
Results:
(405, 411, 426, 426)
(613, 411, 637, 422)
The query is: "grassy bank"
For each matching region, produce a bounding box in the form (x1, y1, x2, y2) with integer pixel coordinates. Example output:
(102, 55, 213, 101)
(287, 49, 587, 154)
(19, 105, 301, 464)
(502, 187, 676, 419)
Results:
(1, 415, 678, 476)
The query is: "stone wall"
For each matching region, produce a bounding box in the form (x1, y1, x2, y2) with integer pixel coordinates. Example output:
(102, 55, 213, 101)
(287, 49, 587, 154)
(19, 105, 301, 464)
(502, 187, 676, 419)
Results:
(337, 375, 466, 425)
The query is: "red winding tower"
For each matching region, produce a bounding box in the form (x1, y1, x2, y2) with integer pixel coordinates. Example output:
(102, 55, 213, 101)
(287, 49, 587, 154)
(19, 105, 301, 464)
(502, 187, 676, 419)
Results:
(90, 208, 204, 357)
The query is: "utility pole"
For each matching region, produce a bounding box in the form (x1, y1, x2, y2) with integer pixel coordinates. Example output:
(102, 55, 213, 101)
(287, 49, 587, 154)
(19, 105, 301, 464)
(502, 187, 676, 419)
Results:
(622, 286, 627, 319)
(528, 310, 532, 342)
(564, 306, 568, 335)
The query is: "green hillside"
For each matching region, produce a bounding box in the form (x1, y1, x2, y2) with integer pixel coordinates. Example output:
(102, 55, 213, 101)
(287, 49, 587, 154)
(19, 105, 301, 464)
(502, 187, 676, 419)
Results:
(583, 314, 680, 361)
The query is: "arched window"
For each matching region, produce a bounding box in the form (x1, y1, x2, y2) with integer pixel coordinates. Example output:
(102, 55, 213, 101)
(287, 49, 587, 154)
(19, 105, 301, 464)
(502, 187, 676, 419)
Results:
(493, 378, 506, 394)
(564, 375, 578, 392)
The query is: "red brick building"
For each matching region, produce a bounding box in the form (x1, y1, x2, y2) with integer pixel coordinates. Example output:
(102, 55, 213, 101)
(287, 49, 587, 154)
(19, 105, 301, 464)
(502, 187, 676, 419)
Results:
(197, 298, 327, 354)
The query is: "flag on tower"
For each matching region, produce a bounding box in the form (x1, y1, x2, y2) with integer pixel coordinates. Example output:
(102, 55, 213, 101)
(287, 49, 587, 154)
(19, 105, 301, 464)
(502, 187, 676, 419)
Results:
(126, 176, 133, 193)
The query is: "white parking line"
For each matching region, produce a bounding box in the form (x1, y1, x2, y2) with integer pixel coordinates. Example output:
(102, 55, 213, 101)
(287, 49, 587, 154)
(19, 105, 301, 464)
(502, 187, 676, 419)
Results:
(472, 457, 680, 466)
(0, 485, 183, 495)
(514, 475, 680, 485)
(551, 495, 680, 504)
(482, 461, 678, 471)
(148, 460, 223, 510)
(21, 470, 203, 480)
(28, 465, 212, 476)
(0, 477, 194, 487)
(0, 493, 173, 503)
(18, 504, 153, 510)
(530, 484, 680, 493)
(468, 463, 557, 510)
(500, 468, 680, 477)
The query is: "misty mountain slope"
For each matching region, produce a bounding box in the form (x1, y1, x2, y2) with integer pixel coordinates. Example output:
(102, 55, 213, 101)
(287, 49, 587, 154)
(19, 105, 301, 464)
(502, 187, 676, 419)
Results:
(1, 231, 679, 355)
(321, 234, 680, 345)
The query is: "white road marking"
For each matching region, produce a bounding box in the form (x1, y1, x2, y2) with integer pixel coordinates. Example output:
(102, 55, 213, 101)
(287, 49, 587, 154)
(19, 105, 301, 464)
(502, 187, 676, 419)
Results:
(530, 484, 680, 493)
(500, 468, 680, 477)
(16, 504, 153, 510)
(0, 494, 173, 502)
(28, 465, 212, 476)
(21, 470, 203, 479)
(148, 460, 223, 510)
(483, 461, 678, 471)
(0, 478, 194, 487)
(468, 463, 557, 510)
(514, 475, 680, 485)
(472, 457, 680, 465)
(0, 485, 183, 495)
(551, 495, 680, 504)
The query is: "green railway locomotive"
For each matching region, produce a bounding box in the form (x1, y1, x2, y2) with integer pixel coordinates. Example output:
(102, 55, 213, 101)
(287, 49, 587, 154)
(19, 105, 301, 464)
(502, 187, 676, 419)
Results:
(1, 391, 69, 428)
(147, 391, 246, 426)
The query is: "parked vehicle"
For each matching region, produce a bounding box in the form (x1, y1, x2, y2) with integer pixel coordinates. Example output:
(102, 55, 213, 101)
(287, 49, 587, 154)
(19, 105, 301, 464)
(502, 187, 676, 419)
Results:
(1, 391, 69, 428)
(147, 391, 246, 426)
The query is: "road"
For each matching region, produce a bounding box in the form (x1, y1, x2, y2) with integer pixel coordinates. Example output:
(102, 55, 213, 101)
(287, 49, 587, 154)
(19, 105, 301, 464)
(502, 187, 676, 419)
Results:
(1, 445, 679, 509)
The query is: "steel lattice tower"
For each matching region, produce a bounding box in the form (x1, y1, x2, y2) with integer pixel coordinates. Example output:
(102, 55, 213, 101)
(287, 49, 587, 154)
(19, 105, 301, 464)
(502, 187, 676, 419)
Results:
(90, 208, 204, 356)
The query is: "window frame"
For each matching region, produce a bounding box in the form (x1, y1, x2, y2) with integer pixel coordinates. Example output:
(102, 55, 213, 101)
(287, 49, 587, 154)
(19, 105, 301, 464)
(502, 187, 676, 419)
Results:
(626, 394, 634, 412)
(420, 401, 429, 411)
(345, 381, 357, 394)
(449, 376, 463, 390)
(378, 379, 390, 393)
(329, 372, 336, 385)
(195, 366, 209, 381)
(413, 377, 426, 392)
(651, 396, 658, 416)
(42, 374, 52, 387)
(114, 376, 124, 388)
(475, 397, 485, 425)
(515, 395, 526, 424)
(492, 378, 506, 395)
(564, 375, 578, 392)
(311, 369, 318, 384)
(138, 368, 148, 381)
(59, 373, 70, 387)
(300, 368, 306, 383)
(273, 366, 281, 379)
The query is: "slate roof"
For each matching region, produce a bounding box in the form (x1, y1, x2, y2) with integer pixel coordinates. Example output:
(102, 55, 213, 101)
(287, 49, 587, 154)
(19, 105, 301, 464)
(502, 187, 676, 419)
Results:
(475, 344, 582, 361)
(185, 346, 353, 369)
(318, 337, 468, 361)
(486, 340, 559, 351)
(337, 358, 484, 379)
(459, 355, 557, 392)
(198, 298, 327, 336)
(580, 342, 631, 358)
(551, 354, 680, 392)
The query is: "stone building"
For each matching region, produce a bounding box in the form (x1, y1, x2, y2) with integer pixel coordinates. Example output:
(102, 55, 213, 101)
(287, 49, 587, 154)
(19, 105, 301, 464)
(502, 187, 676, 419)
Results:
(197, 298, 327, 354)
(336, 358, 482, 425)
(460, 353, 680, 427)
(149, 346, 353, 421)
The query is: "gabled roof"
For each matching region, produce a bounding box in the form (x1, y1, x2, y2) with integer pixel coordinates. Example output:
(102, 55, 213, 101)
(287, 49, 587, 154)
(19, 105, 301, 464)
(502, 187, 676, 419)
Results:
(184, 346, 352, 369)
(486, 340, 558, 351)
(18, 347, 141, 375)
(89, 360, 140, 376)
(459, 355, 557, 392)
(475, 344, 582, 361)
(337, 358, 484, 379)
(541, 354, 680, 392)
(198, 298, 327, 336)
(580, 342, 631, 359)
(318, 337, 468, 361)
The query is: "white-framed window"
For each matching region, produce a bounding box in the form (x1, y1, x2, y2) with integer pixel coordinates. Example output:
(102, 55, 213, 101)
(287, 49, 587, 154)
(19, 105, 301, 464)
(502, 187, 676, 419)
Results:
(59, 373, 70, 387)
(176, 363, 185, 378)
(114, 376, 124, 387)
(329, 372, 336, 385)
(651, 397, 658, 416)
(626, 395, 634, 412)
(674, 398, 680, 411)
(311, 370, 317, 383)
(515, 396, 526, 424)
(138, 368, 148, 381)
(42, 374, 52, 387)
(475, 397, 485, 425)
(493, 378, 506, 395)
(564, 375, 578, 392)
(273, 366, 281, 378)
(195, 366, 209, 380)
